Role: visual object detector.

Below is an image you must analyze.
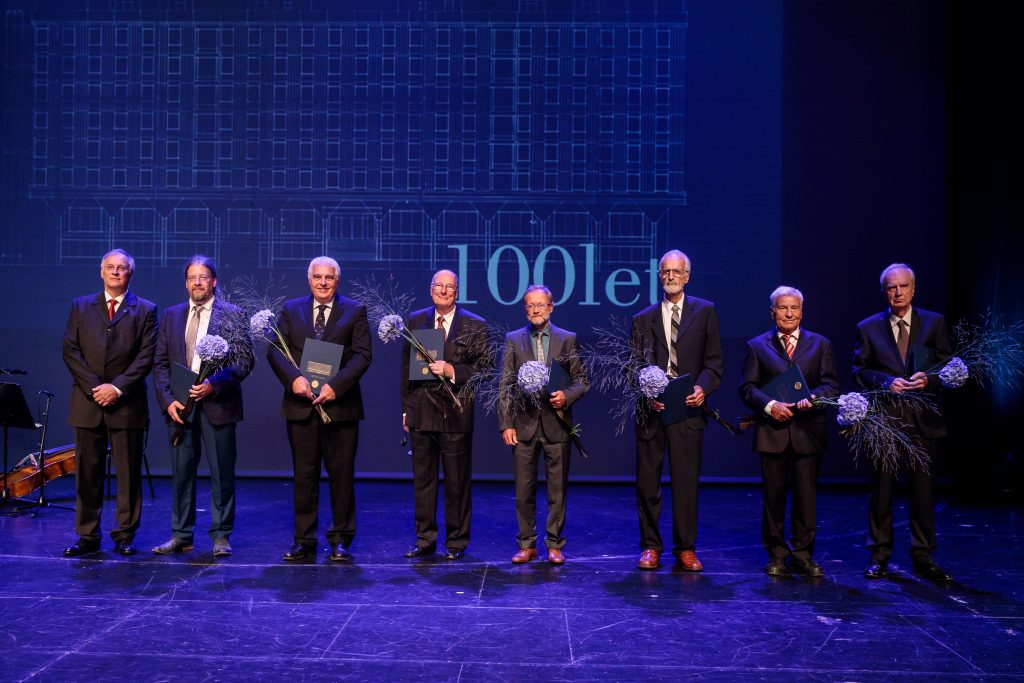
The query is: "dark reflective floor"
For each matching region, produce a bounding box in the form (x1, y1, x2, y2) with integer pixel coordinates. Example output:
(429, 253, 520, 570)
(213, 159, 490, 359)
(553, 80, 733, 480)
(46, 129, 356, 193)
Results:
(2, 477, 1022, 681)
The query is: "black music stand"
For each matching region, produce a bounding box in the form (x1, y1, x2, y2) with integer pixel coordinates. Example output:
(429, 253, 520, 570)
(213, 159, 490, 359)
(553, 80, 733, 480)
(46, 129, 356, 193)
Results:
(1, 382, 39, 508)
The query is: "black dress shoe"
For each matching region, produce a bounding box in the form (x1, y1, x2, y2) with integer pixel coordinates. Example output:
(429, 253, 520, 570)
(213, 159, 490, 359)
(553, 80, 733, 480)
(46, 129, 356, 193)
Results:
(113, 541, 137, 556)
(788, 557, 824, 577)
(913, 558, 953, 583)
(63, 539, 100, 557)
(444, 548, 464, 560)
(404, 543, 436, 558)
(282, 543, 316, 561)
(764, 557, 787, 576)
(864, 560, 889, 579)
(330, 544, 352, 562)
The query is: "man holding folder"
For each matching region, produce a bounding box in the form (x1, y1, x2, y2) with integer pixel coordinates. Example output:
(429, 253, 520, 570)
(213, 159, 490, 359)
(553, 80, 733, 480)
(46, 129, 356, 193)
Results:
(740, 286, 838, 577)
(630, 250, 724, 571)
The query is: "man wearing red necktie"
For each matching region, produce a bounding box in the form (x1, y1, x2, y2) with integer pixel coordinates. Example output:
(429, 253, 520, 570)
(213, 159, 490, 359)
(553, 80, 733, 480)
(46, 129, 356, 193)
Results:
(62, 249, 158, 557)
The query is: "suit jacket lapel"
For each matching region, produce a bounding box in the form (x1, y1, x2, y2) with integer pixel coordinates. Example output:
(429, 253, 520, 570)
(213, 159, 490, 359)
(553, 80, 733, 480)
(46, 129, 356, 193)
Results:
(674, 298, 697, 340)
(790, 331, 810, 364)
(109, 291, 136, 326)
(649, 307, 668, 355)
(547, 327, 565, 363)
(768, 331, 790, 363)
(323, 296, 342, 333)
(907, 309, 923, 350)
(301, 295, 316, 337)
(877, 312, 905, 370)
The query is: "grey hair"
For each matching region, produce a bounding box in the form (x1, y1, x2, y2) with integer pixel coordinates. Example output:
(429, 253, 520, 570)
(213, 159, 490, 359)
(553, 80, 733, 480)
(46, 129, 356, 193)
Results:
(523, 284, 553, 303)
(101, 248, 135, 273)
(770, 286, 804, 307)
(430, 269, 459, 288)
(308, 256, 341, 280)
(879, 263, 915, 289)
(658, 249, 691, 273)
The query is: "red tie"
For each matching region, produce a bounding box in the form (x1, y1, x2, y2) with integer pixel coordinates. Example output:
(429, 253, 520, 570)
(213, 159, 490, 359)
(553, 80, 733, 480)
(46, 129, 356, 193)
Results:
(108, 299, 117, 321)
(782, 334, 794, 359)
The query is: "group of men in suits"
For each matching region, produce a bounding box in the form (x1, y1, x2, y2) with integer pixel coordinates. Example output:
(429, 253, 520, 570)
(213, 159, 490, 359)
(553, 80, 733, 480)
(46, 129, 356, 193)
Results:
(60, 249, 953, 582)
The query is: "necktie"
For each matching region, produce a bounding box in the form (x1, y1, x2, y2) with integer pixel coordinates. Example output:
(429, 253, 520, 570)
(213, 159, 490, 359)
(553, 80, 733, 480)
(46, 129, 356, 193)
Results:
(782, 334, 795, 359)
(315, 304, 327, 340)
(535, 332, 545, 363)
(108, 298, 117, 321)
(668, 304, 680, 377)
(185, 305, 202, 368)
(896, 319, 909, 363)
(437, 315, 446, 340)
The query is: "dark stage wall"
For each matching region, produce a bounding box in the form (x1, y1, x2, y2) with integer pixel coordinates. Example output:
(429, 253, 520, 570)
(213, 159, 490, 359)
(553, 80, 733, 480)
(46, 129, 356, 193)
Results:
(0, 0, 965, 483)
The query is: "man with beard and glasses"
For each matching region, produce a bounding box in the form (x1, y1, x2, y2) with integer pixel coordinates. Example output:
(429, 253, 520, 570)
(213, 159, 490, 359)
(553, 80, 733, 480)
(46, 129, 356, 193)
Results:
(151, 255, 253, 557)
(630, 250, 724, 571)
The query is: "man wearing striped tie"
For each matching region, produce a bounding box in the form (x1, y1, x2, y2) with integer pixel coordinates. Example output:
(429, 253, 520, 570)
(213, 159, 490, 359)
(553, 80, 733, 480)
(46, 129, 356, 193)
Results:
(739, 286, 838, 577)
(630, 250, 724, 571)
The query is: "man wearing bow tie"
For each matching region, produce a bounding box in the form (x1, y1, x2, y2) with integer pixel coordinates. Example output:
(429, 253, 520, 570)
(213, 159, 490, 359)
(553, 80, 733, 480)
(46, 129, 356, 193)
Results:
(268, 256, 372, 563)
(740, 286, 838, 577)
(62, 249, 158, 557)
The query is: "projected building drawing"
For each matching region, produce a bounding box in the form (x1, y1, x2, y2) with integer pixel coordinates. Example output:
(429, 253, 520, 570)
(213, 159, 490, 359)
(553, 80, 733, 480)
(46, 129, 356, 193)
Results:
(6, 1, 687, 271)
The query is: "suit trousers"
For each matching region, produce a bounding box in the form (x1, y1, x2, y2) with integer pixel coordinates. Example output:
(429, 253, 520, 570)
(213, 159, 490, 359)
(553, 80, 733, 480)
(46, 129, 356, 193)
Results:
(760, 448, 821, 560)
(636, 420, 703, 554)
(286, 415, 358, 547)
(165, 405, 237, 543)
(868, 435, 938, 562)
(74, 425, 143, 543)
(513, 429, 571, 550)
(409, 430, 473, 551)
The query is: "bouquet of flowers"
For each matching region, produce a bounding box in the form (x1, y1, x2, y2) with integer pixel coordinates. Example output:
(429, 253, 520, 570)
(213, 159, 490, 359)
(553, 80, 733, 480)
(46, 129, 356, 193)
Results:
(514, 360, 590, 458)
(376, 314, 463, 413)
(921, 314, 1024, 390)
(250, 307, 332, 423)
(171, 334, 230, 446)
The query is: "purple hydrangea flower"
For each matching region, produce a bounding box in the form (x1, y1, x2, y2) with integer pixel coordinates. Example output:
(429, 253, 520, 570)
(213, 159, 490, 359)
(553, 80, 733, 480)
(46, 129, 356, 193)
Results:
(249, 309, 275, 337)
(637, 365, 670, 400)
(836, 392, 869, 426)
(939, 356, 969, 388)
(518, 360, 550, 396)
(196, 334, 229, 363)
(378, 314, 405, 343)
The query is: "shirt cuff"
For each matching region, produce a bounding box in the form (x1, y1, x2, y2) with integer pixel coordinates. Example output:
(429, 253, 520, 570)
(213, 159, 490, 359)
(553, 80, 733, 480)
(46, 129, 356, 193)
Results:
(113, 385, 123, 397)
(764, 400, 776, 416)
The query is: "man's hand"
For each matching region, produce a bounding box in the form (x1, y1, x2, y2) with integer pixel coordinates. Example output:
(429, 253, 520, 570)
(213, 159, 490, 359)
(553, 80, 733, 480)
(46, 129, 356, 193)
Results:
(889, 376, 926, 394)
(167, 400, 185, 425)
(428, 360, 451, 380)
(647, 398, 665, 412)
(189, 380, 213, 401)
(685, 384, 705, 407)
(549, 390, 566, 410)
(402, 413, 409, 433)
(312, 384, 337, 405)
(908, 371, 929, 390)
(502, 428, 518, 446)
(91, 384, 120, 407)
(291, 376, 314, 400)
(794, 398, 814, 411)
(770, 402, 794, 422)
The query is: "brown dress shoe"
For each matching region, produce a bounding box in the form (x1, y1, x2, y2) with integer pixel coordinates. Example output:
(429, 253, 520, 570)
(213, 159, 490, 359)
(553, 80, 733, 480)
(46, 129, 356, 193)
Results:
(637, 549, 660, 570)
(678, 550, 703, 572)
(547, 548, 565, 564)
(512, 547, 537, 563)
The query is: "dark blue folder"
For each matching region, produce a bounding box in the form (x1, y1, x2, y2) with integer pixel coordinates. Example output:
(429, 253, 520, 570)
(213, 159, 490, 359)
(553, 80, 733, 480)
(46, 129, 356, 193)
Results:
(657, 373, 702, 427)
(300, 338, 345, 396)
(761, 364, 812, 404)
(170, 362, 199, 405)
(547, 360, 572, 395)
(408, 328, 445, 381)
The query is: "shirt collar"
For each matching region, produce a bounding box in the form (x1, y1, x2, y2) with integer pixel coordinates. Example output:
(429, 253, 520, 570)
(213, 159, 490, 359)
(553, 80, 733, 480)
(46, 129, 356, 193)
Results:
(777, 327, 800, 341)
(434, 307, 455, 326)
(889, 307, 912, 327)
(661, 295, 685, 314)
(105, 291, 127, 305)
(191, 296, 214, 312)
(531, 323, 551, 338)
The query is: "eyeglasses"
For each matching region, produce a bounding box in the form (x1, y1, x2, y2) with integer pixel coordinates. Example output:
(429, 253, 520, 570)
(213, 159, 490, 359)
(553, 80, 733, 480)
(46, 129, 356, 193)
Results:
(525, 303, 551, 311)
(103, 265, 131, 273)
(432, 283, 457, 292)
(659, 268, 688, 279)
(186, 275, 211, 283)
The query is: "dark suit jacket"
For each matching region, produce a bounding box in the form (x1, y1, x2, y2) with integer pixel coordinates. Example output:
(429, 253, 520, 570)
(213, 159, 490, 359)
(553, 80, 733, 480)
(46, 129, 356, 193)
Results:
(63, 290, 158, 430)
(152, 298, 253, 426)
(267, 295, 372, 422)
(630, 295, 724, 438)
(852, 307, 952, 439)
(401, 306, 491, 433)
(739, 328, 839, 454)
(497, 324, 590, 443)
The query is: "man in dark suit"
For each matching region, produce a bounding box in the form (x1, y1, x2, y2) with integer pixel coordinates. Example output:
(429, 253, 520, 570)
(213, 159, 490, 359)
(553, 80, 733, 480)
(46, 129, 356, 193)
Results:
(498, 285, 589, 565)
(401, 269, 491, 560)
(853, 263, 953, 583)
(268, 256, 372, 562)
(151, 255, 252, 557)
(630, 250, 724, 571)
(740, 286, 839, 577)
(62, 249, 158, 557)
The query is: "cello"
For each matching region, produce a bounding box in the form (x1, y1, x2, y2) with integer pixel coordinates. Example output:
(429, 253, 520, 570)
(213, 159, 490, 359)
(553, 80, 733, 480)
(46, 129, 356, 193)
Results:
(5, 445, 76, 498)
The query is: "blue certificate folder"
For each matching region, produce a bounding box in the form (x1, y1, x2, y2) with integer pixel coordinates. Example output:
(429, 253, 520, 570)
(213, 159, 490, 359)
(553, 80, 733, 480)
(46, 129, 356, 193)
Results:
(761, 364, 813, 404)
(408, 328, 445, 381)
(170, 362, 199, 405)
(657, 374, 702, 427)
(299, 338, 344, 396)
(547, 360, 571, 395)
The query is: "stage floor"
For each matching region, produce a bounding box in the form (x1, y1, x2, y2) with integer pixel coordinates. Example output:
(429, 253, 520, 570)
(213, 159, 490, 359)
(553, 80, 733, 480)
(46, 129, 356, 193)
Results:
(2, 478, 1022, 681)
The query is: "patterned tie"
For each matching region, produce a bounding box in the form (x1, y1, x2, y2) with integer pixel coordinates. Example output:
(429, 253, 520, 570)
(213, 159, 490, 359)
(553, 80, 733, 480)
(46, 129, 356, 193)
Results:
(108, 298, 117, 321)
(436, 315, 446, 341)
(782, 334, 795, 359)
(314, 304, 327, 340)
(667, 304, 680, 377)
(535, 332, 545, 363)
(185, 305, 202, 368)
(896, 319, 909, 363)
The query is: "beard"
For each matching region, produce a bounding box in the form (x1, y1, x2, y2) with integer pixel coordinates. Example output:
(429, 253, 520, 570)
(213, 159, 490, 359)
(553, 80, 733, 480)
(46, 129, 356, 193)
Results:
(662, 282, 683, 297)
